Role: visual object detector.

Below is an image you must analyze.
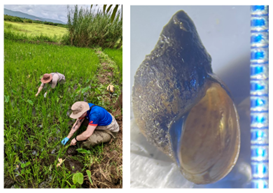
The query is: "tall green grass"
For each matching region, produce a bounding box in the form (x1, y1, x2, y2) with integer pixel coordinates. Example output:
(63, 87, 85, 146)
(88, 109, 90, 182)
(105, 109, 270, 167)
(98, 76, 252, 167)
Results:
(64, 5, 122, 48)
(4, 39, 100, 187)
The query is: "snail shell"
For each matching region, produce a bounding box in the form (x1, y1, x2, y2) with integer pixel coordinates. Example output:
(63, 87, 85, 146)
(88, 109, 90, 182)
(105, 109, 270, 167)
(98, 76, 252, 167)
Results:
(107, 84, 115, 93)
(132, 10, 240, 184)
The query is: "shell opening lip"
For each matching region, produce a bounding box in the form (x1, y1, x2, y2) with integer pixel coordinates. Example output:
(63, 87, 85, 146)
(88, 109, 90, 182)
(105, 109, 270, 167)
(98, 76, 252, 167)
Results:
(177, 81, 240, 184)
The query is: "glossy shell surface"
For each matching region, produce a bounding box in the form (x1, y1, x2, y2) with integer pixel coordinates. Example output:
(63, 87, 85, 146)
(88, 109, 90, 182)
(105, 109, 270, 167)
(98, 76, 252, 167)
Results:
(132, 10, 240, 184)
(179, 80, 240, 184)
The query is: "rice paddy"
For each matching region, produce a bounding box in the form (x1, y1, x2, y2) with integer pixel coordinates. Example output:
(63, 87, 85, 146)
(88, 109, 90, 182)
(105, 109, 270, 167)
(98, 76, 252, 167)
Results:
(4, 29, 123, 187)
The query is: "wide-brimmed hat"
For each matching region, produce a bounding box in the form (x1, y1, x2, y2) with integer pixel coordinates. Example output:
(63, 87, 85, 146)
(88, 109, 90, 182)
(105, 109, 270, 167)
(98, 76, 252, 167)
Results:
(70, 101, 90, 119)
(41, 73, 53, 83)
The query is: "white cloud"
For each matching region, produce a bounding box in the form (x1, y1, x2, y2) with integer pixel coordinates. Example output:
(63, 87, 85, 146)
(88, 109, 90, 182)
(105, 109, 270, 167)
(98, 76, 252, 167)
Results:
(27, 9, 34, 14)
(4, 4, 100, 23)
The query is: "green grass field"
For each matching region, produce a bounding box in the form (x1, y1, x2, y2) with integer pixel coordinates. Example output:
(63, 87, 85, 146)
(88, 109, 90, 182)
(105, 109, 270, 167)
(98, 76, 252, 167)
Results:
(4, 17, 123, 188)
(4, 21, 68, 42)
(4, 39, 103, 187)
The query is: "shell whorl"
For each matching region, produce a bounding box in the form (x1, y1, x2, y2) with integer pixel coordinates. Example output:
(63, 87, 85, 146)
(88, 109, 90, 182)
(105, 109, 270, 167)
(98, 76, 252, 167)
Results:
(132, 10, 212, 157)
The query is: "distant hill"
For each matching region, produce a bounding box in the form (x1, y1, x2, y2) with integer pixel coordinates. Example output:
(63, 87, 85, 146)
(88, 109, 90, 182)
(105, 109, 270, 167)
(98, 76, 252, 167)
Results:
(4, 8, 65, 24)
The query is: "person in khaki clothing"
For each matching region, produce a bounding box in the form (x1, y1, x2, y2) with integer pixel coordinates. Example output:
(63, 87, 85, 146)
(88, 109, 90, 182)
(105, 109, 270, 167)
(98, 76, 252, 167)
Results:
(61, 101, 119, 148)
(35, 72, 65, 97)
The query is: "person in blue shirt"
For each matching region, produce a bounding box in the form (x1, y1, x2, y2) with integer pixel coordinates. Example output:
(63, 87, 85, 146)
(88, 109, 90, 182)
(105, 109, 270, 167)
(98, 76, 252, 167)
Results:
(61, 101, 119, 148)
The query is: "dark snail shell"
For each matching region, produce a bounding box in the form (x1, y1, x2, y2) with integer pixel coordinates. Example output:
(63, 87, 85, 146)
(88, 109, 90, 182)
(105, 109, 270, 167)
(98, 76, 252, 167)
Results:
(132, 10, 240, 184)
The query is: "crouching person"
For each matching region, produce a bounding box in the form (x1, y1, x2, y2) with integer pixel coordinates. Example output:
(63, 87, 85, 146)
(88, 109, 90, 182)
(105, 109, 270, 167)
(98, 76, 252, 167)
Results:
(61, 101, 119, 148)
(35, 72, 65, 97)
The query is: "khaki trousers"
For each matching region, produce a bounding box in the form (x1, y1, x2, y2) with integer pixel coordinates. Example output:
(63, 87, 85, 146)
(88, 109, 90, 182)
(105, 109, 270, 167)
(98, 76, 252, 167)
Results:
(82, 130, 116, 148)
(81, 114, 119, 149)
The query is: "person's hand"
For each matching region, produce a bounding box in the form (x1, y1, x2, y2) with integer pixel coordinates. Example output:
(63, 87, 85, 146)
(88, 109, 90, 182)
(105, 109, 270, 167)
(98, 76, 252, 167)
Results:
(61, 137, 69, 145)
(35, 93, 38, 97)
(70, 138, 77, 146)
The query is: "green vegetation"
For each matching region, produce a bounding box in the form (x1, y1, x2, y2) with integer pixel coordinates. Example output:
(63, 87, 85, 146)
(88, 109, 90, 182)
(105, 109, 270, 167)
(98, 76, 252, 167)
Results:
(4, 14, 67, 27)
(4, 21, 68, 43)
(64, 5, 122, 48)
(4, 5, 123, 188)
(4, 5, 122, 48)
(4, 39, 101, 187)
(103, 48, 122, 83)
(95, 4, 123, 23)
(4, 29, 60, 43)
(4, 21, 68, 38)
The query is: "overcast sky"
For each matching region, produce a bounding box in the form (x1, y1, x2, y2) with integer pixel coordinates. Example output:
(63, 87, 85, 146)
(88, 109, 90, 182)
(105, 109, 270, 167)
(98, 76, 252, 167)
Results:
(4, 4, 104, 23)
